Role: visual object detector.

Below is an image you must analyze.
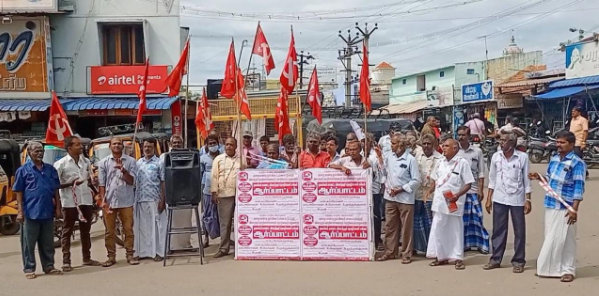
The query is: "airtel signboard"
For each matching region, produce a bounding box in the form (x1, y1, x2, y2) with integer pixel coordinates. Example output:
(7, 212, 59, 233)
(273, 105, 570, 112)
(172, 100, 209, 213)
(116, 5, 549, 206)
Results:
(90, 65, 169, 95)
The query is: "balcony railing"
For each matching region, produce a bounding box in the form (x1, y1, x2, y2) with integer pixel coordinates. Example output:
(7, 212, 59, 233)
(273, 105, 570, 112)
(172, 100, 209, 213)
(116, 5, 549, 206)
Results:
(210, 97, 299, 120)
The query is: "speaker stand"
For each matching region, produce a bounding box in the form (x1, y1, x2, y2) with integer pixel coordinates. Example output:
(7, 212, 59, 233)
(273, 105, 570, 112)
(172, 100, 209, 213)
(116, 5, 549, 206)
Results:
(162, 204, 205, 266)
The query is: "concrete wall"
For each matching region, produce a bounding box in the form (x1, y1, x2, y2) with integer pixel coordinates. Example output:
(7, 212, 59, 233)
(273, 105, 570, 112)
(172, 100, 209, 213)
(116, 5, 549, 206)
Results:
(487, 51, 543, 83)
(454, 61, 485, 102)
(390, 66, 455, 104)
(50, 0, 181, 96)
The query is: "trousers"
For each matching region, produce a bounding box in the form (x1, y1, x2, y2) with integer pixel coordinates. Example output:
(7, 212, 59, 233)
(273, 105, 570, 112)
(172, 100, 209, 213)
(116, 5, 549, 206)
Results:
(383, 201, 414, 258)
(21, 218, 55, 273)
(217, 196, 236, 253)
(489, 202, 526, 266)
(61, 205, 95, 265)
(104, 207, 134, 258)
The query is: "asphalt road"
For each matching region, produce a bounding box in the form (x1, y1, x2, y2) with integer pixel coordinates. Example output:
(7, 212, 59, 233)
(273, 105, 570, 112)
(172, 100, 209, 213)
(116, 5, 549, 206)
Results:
(0, 164, 597, 296)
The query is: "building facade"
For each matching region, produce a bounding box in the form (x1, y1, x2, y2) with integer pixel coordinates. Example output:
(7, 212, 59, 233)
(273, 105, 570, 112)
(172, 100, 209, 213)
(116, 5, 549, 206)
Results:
(0, 0, 184, 140)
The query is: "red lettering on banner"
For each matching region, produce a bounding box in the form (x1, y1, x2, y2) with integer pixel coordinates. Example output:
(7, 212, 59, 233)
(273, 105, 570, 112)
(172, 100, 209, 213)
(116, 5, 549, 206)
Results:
(90, 65, 168, 94)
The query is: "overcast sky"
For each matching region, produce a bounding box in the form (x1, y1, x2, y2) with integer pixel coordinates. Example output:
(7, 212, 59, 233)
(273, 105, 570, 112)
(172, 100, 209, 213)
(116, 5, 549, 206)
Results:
(180, 0, 599, 87)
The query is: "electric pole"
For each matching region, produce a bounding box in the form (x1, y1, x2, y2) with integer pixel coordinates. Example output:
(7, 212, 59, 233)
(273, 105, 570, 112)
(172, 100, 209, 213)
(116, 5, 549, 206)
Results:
(355, 22, 378, 54)
(338, 30, 362, 107)
(298, 51, 315, 89)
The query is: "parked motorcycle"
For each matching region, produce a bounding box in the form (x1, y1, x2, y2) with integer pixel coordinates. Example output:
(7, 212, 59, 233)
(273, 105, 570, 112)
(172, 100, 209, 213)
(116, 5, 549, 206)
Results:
(483, 137, 498, 169)
(528, 130, 553, 163)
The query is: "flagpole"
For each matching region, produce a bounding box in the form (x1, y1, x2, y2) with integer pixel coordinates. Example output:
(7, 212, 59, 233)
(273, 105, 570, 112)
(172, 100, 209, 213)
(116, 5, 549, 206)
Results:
(364, 104, 369, 157)
(232, 38, 243, 168)
(196, 99, 201, 149)
(245, 22, 260, 90)
(184, 37, 191, 148)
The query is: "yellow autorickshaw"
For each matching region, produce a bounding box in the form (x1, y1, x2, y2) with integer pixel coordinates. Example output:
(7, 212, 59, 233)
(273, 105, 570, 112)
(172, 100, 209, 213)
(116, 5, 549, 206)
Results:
(0, 139, 22, 235)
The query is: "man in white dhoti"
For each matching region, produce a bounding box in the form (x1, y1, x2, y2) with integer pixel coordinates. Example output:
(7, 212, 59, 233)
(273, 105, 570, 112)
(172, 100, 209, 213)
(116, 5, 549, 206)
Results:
(134, 139, 166, 261)
(530, 131, 585, 283)
(161, 135, 193, 251)
(425, 139, 474, 270)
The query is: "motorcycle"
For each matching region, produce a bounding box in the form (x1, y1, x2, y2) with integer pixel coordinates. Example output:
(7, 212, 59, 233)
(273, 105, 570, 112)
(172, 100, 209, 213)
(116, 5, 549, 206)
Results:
(483, 137, 498, 169)
(528, 130, 553, 163)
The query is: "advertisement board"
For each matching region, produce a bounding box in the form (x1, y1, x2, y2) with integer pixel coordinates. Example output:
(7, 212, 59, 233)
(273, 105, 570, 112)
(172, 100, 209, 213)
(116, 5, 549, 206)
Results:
(0, 17, 52, 92)
(170, 100, 182, 135)
(565, 41, 599, 79)
(89, 65, 168, 95)
(235, 169, 373, 261)
(0, 0, 57, 13)
(461, 80, 494, 103)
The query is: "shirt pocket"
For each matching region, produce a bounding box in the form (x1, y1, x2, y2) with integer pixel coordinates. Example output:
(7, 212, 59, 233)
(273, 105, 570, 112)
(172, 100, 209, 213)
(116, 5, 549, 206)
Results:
(550, 166, 573, 185)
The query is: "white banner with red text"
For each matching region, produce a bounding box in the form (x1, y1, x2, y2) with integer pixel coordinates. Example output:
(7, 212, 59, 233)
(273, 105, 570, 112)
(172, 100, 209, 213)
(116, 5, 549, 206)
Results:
(235, 168, 373, 261)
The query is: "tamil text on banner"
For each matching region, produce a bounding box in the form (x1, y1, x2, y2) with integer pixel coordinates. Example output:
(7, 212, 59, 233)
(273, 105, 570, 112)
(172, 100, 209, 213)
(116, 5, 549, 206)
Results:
(0, 16, 53, 92)
(300, 169, 373, 261)
(89, 65, 168, 95)
(235, 170, 301, 260)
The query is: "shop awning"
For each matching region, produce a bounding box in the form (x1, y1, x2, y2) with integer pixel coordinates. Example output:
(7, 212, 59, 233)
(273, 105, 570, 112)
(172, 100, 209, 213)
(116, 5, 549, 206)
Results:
(378, 100, 427, 115)
(549, 75, 599, 88)
(0, 99, 51, 111)
(534, 85, 599, 99)
(63, 97, 178, 111)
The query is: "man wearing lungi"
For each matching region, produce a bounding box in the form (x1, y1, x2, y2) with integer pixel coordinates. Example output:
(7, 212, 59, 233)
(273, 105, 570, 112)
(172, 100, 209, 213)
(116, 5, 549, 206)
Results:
(457, 126, 490, 254)
(425, 139, 474, 270)
(530, 131, 585, 283)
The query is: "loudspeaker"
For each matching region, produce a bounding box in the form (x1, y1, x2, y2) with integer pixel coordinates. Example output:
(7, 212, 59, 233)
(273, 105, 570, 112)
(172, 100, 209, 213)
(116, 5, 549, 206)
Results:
(164, 149, 201, 206)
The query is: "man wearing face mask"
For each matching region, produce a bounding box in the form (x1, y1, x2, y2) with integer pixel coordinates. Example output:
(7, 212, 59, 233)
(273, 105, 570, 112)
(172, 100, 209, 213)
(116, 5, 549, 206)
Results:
(484, 131, 531, 274)
(200, 134, 222, 248)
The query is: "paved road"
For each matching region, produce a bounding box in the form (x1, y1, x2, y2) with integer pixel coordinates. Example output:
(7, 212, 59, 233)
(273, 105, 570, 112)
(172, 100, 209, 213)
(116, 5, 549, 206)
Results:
(1, 164, 597, 296)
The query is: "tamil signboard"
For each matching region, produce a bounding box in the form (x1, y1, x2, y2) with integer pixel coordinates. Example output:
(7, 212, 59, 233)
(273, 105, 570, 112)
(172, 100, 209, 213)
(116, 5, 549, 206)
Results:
(0, 16, 53, 92)
(0, 0, 57, 13)
(235, 169, 374, 261)
(461, 80, 494, 103)
(89, 65, 168, 95)
(565, 40, 599, 79)
(497, 94, 523, 109)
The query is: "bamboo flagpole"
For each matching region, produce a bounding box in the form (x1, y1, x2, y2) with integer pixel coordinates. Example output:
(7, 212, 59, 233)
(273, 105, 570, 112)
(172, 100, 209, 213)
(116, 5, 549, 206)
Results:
(232, 38, 243, 168)
(244, 22, 259, 88)
(183, 38, 191, 148)
(196, 99, 201, 149)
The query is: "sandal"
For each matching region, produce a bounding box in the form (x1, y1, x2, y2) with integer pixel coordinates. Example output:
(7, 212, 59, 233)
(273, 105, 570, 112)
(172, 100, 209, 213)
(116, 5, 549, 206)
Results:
(102, 259, 117, 267)
(455, 261, 466, 270)
(401, 257, 412, 264)
(429, 260, 448, 267)
(561, 274, 575, 283)
(62, 264, 73, 272)
(513, 265, 525, 274)
(154, 256, 163, 262)
(25, 273, 36, 279)
(127, 256, 140, 265)
(82, 260, 101, 267)
(376, 254, 396, 262)
(483, 263, 501, 270)
(44, 268, 63, 275)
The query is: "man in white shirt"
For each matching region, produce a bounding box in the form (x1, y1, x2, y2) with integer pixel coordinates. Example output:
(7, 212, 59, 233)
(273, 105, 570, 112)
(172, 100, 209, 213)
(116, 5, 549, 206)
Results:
(374, 133, 421, 263)
(457, 126, 490, 254)
(425, 139, 474, 270)
(484, 131, 532, 273)
(54, 136, 101, 271)
(413, 134, 442, 255)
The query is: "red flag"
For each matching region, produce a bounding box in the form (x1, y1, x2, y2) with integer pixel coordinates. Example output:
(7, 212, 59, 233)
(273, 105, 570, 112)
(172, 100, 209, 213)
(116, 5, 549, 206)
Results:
(360, 41, 372, 112)
(251, 23, 275, 76)
(45, 91, 73, 146)
(307, 67, 322, 124)
(136, 58, 150, 124)
(220, 41, 237, 99)
(163, 39, 189, 97)
(280, 28, 298, 93)
(195, 88, 214, 139)
(274, 87, 292, 143)
(236, 70, 252, 120)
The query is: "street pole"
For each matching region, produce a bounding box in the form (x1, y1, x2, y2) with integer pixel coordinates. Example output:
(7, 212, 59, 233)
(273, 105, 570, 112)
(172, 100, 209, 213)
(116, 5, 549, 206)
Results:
(338, 30, 362, 107)
(355, 23, 378, 142)
(298, 51, 314, 89)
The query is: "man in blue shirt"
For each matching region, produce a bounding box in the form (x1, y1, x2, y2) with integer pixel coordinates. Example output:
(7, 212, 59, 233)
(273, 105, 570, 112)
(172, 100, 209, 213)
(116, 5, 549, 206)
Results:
(530, 131, 585, 283)
(200, 134, 222, 247)
(134, 138, 166, 261)
(257, 144, 289, 169)
(13, 141, 62, 279)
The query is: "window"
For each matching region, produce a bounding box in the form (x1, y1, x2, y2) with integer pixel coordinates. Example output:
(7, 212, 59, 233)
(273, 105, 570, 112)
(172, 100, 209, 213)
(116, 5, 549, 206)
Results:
(416, 75, 426, 91)
(439, 71, 445, 78)
(102, 24, 145, 66)
(402, 79, 407, 85)
(467, 68, 475, 75)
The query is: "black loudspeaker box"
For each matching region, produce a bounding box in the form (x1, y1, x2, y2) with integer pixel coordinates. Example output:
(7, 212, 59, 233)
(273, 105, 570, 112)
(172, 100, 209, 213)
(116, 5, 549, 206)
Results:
(164, 148, 201, 206)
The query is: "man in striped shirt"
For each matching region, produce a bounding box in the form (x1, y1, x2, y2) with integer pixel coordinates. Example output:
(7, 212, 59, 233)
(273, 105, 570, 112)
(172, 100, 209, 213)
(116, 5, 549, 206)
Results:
(530, 131, 585, 283)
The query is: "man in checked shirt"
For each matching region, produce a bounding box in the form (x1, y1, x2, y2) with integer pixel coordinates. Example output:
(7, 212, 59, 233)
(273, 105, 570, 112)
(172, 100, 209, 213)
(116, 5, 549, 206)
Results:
(530, 131, 585, 283)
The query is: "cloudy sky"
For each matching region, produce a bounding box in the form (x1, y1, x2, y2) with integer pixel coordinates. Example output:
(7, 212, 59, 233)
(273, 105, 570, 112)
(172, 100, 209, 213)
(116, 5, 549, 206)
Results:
(180, 0, 599, 87)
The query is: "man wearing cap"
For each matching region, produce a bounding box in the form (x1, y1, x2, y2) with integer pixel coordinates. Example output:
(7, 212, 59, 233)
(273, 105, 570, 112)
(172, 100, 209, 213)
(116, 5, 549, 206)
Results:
(242, 130, 260, 168)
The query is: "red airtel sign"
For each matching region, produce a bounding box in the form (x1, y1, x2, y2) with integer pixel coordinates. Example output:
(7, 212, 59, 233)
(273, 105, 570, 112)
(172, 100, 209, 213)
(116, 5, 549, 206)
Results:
(90, 65, 168, 94)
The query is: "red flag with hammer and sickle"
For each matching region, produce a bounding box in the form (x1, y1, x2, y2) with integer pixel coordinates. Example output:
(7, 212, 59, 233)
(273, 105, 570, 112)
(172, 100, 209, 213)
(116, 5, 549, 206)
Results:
(45, 91, 73, 146)
(279, 27, 298, 93)
(251, 22, 275, 76)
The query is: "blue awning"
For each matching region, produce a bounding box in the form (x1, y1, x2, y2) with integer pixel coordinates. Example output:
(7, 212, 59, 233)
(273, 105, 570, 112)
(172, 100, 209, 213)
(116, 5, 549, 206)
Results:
(549, 75, 599, 88)
(535, 85, 599, 99)
(63, 97, 178, 111)
(0, 99, 51, 111)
